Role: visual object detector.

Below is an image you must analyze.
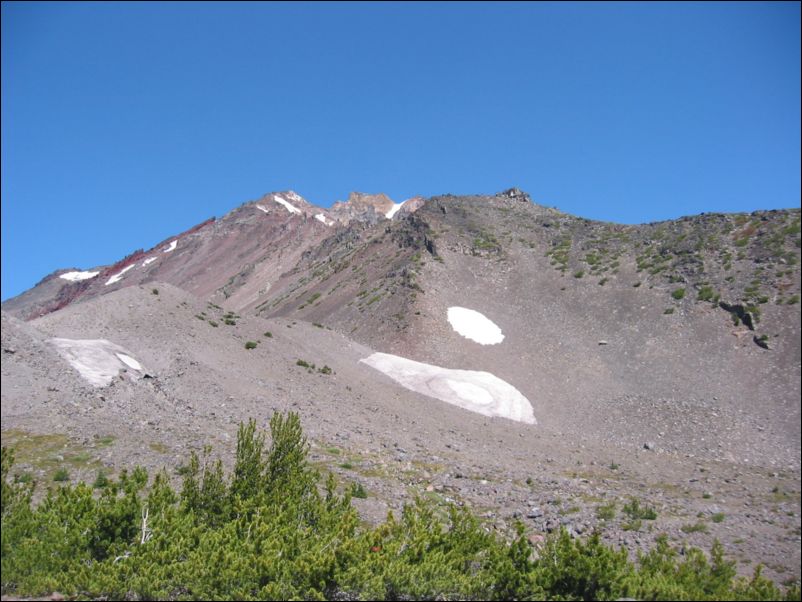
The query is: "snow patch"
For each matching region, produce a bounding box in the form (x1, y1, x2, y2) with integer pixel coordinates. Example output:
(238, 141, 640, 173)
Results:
(142, 257, 157, 266)
(360, 352, 535, 424)
(116, 353, 142, 371)
(59, 270, 99, 282)
(314, 213, 334, 226)
(255, 204, 270, 214)
(285, 191, 304, 204)
(49, 338, 145, 388)
(447, 307, 505, 345)
(105, 264, 134, 286)
(162, 240, 177, 253)
(385, 201, 406, 219)
(273, 195, 301, 215)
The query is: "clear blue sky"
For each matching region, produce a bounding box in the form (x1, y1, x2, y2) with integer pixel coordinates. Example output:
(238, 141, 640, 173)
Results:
(2, 2, 800, 301)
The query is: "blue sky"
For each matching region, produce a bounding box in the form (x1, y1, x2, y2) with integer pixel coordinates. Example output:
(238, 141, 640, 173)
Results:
(2, 2, 800, 301)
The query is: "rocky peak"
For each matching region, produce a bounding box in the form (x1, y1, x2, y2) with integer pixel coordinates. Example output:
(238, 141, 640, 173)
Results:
(496, 187, 532, 203)
(329, 192, 396, 225)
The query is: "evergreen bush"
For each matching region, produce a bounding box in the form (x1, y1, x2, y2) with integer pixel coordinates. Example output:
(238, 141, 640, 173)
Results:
(1, 417, 799, 601)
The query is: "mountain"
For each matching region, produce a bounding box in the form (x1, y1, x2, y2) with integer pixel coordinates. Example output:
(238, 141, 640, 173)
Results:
(2, 189, 800, 583)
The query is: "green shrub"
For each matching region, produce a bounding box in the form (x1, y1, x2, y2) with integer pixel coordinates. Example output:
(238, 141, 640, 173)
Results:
(596, 502, 616, 520)
(623, 498, 657, 520)
(671, 288, 686, 300)
(263, 331, 273, 338)
(53, 468, 70, 482)
(350, 482, 368, 499)
(697, 286, 716, 302)
(93, 470, 110, 489)
(1, 418, 797, 601)
(244, 341, 257, 350)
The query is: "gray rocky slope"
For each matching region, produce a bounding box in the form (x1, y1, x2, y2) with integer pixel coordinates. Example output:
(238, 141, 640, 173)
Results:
(2, 189, 800, 584)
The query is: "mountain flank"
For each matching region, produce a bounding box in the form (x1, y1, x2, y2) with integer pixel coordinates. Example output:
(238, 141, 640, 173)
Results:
(2, 189, 800, 586)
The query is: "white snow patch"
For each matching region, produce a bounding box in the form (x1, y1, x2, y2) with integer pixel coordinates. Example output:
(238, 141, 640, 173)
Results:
(385, 201, 406, 219)
(255, 204, 270, 214)
(360, 352, 535, 424)
(285, 191, 304, 203)
(49, 338, 145, 388)
(105, 264, 134, 286)
(447, 307, 505, 345)
(115, 353, 142, 371)
(162, 240, 177, 253)
(142, 257, 157, 266)
(59, 270, 99, 282)
(273, 195, 301, 215)
(314, 213, 334, 226)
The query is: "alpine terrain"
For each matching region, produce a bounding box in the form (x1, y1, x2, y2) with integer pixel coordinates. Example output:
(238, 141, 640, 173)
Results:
(2, 188, 801, 592)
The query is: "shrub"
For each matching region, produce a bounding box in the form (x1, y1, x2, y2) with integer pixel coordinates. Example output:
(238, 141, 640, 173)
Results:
(350, 482, 368, 498)
(1, 420, 797, 601)
(93, 471, 110, 489)
(53, 468, 69, 482)
(596, 502, 616, 520)
(573, 270, 585, 278)
(671, 288, 686, 300)
(244, 341, 257, 350)
(623, 498, 657, 520)
(697, 286, 716, 302)
(263, 331, 273, 338)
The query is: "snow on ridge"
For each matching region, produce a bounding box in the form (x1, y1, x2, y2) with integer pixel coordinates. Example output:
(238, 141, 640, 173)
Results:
(285, 191, 305, 204)
(142, 257, 157, 266)
(385, 201, 406, 219)
(273, 195, 301, 215)
(162, 240, 177, 253)
(60, 270, 99, 282)
(314, 213, 334, 226)
(49, 338, 144, 388)
(447, 307, 505, 345)
(360, 352, 535, 424)
(255, 204, 270, 214)
(105, 264, 135, 286)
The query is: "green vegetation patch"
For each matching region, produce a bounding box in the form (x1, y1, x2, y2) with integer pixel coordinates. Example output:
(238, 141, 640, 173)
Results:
(1, 416, 798, 601)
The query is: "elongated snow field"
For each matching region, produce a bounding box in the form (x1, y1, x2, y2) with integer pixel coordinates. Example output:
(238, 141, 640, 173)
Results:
(360, 352, 535, 424)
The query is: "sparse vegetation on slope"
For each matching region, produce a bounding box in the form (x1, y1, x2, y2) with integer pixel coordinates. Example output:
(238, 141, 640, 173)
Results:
(2, 414, 799, 601)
